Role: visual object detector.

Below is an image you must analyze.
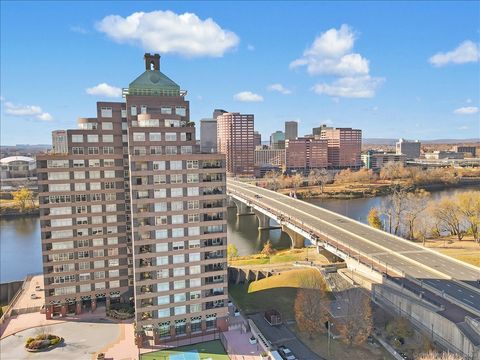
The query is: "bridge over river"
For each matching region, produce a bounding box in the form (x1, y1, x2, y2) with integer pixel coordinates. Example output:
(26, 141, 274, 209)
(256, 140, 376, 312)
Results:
(227, 179, 480, 315)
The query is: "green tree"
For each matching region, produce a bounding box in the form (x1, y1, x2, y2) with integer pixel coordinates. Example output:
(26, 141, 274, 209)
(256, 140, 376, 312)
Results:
(227, 244, 238, 261)
(12, 187, 34, 212)
(367, 208, 383, 230)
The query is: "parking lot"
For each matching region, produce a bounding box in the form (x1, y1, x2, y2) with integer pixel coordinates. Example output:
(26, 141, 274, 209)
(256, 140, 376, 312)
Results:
(249, 313, 324, 360)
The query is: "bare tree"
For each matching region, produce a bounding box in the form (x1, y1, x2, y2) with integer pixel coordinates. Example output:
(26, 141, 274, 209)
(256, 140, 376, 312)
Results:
(380, 184, 409, 236)
(308, 168, 330, 193)
(294, 273, 329, 338)
(432, 197, 465, 241)
(404, 189, 430, 240)
(289, 173, 303, 196)
(457, 191, 480, 243)
(264, 170, 283, 191)
(336, 288, 373, 345)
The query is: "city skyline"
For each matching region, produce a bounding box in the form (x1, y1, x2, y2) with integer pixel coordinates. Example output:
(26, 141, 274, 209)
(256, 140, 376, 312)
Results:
(1, 1, 479, 146)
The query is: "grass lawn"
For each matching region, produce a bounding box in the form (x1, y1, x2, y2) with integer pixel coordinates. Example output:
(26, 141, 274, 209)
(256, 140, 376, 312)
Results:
(424, 237, 480, 267)
(141, 340, 228, 360)
(248, 268, 319, 292)
(230, 248, 326, 267)
(229, 268, 325, 320)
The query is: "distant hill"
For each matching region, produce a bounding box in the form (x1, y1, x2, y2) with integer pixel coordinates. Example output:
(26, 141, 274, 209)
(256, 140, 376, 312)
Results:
(363, 138, 479, 145)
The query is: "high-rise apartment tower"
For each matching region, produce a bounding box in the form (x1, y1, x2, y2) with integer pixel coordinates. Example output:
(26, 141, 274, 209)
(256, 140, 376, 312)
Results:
(37, 53, 228, 346)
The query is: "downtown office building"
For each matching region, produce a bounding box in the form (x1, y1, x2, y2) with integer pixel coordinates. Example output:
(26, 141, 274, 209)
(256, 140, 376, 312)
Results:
(37, 54, 229, 344)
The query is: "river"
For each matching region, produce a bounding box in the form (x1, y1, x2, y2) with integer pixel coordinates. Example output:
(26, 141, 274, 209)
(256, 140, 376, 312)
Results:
(0, 186, 477, 282)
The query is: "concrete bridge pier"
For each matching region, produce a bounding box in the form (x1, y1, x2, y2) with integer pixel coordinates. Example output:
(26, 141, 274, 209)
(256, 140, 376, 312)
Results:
(255, 211, 282, 230)
(282, 225, 305, 249)
(231, 198, 254, 216)
(226, 196, 237, 208)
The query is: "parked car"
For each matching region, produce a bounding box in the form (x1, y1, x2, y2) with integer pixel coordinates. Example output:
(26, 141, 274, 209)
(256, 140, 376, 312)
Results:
(96, 353, 105, 360)
(30, 293, 37, 299)
(35, 285, 41, 291)
(278, 346, 297, 360)
(254, 194, 262, 199)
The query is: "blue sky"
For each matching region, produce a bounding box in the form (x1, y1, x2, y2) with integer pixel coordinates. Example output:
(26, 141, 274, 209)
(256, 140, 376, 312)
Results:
(1, 1, 479, 145)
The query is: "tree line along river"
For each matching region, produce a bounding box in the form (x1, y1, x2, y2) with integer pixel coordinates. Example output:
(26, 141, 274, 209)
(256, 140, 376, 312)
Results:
(0, 186, 476, 283)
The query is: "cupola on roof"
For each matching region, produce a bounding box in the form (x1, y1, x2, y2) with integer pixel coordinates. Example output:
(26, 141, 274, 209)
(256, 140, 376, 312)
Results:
(128, 53, 181, 96)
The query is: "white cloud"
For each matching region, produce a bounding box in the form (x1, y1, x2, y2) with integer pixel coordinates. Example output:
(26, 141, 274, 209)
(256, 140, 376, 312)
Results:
(429, 40, 480, 67)
(70, 26, 88, 34)
(247, 44, 255, 51)
(96, 10, 239, 57)
(458, 125, 469, 130)
(86, 83, 122, 98)
(233, 91, 264, 102)
(3, 101, 53, 121)
(267, 83, 292, 95)
(453, 106, 478, 115)
(312, 76, 385, 98)
(37, 113, 53, 121)
(290, 25, 369, 76)
(291, 24, 383, 98)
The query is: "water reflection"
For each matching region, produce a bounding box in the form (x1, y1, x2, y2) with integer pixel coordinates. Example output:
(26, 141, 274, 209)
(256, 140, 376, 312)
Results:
(0, 216, 42, 283)
(227, 206, 292, 256)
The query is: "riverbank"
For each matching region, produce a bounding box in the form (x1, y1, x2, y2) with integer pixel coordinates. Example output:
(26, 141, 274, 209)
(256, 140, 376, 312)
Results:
(229, 247, 327, 267)
(278, 177, 480, 199)
(0, 199, 39, 218)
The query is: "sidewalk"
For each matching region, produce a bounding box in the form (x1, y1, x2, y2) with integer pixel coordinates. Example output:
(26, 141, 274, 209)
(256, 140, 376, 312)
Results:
(103, 323, 139, 360)
(0, 307, 110, 339)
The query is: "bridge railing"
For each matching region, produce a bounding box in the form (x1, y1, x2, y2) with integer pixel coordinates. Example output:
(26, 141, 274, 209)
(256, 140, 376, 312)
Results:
(229, 188, 405, 279)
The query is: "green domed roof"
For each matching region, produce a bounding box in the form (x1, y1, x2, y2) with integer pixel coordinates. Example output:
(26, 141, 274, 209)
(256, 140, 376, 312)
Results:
(128, 69, 180, 96)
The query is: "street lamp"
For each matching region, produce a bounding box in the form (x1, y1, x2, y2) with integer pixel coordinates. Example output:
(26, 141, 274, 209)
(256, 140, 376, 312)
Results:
(327, 321, 334, 356)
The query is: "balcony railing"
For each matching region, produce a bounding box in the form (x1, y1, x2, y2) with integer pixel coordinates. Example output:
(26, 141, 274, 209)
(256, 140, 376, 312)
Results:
(203, 214, 223, 222)
(203, 201, 224, 209)
(139, 246, 152, 254)
(202, 188, 223, 195)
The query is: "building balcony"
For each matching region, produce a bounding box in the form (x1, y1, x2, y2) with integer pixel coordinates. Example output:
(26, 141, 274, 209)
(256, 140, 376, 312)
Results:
(205, 251, 224, 260)
(140, 300, 154, 308)
(135, 178, 149, 186)
(139, 259, 152, 267)
(202, 188, 223, 196)
(139, 232, 151, 240)
(203, 201, 224, 209)
(202, 175, 223, 182)
(140, 285, 154, 294)
(138, 219, 152, 226)
(141, 312, 153, 320)
(204, 239, 225, 247)
(139, 246, 152, 254)
(140, 272, 152, 281)
(203, 214, 223, 222)
(202, 161, 223, 169)
(205, 289, 224, 298)
(205, 263, 226, 273)
(205, 300, 224, 310)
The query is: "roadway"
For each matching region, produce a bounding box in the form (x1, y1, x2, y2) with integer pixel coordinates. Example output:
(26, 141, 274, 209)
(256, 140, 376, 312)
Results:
(227, 179, 480, 315)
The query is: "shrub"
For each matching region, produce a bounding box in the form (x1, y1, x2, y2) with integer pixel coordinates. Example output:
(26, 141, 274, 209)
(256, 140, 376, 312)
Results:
(36, 333, 48, 340)
(50, 337, 60, 345)
(26, 337, 35, 345)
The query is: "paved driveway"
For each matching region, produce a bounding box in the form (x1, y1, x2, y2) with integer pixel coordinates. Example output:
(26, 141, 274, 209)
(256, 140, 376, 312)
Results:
(249, 313, 324, 360)
(0, 321, 120, 360)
